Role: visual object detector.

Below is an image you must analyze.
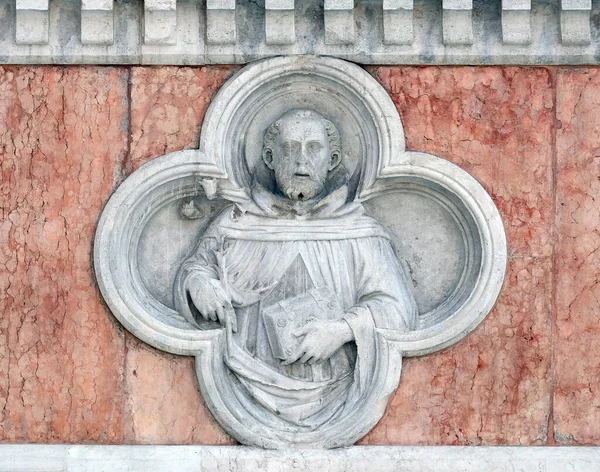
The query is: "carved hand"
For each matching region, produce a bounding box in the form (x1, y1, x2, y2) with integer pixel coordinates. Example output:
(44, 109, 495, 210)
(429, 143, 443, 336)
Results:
(186, 275, 238, 332)
(282, 320, 354, 365)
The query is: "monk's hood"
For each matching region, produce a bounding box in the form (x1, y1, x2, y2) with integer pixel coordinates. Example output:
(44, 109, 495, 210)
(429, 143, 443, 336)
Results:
(202, 184, 392, 242)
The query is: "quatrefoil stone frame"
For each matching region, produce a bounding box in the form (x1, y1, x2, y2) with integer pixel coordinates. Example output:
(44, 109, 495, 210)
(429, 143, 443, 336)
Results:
(94, 56, 507, 448)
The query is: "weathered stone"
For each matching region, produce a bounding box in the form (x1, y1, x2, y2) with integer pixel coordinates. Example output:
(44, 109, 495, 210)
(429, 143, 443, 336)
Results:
(371, 66, 554, 258)
(3, 444, 600, 472)
(363, 66, 554, 445)
(554, 68, 600, 444)
(124, 339, 233, 445)
(362, 257, 552, 445)
(95, 56, 507, 448)
(128, 66, 239, 173)
(0, 66, 129, 442)
(1, 0, 600, 65)
(122, 65, 240, 444)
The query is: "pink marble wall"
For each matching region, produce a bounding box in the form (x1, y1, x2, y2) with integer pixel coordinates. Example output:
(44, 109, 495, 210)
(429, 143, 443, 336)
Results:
(362, 67, 554, 445)
(0, 65, 598, 446)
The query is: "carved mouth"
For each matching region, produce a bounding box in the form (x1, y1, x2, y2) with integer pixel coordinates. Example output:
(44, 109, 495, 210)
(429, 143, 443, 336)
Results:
(294, 172, 310, 178)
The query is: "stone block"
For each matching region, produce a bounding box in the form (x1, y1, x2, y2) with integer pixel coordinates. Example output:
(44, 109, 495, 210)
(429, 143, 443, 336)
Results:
(554, 68, 600, 444)
(383, 1, 413, 45)
(81, 0, 112, 10)
(501, 0, 531, 44)
(15, 2, 49, 45)
(324, 0, 354, 45)
(128, 66, 239, 172)
(0, 66, 129, 442)
(81, 11, 114, 45)
(362, 66, 554, 444)
(206, 0, 236, 44)
(502, 10, 531, 45)
(561, 0, 592, 9)
(81, 0, 113, 45)
(3, 445, 600, 471)
(443, 9, 473, 45)
(560, 10, 591, 45)
(265, 0, 294, 9)
(443, 0, 472, 9)
(265, 7, 295, 45)
(144, 0, 177, 45)
(384, 0, 413, 8)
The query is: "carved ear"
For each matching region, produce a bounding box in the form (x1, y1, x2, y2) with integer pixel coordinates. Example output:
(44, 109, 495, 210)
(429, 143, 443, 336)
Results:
(329, 150, 342, 171)
(263, 148, 274, 170)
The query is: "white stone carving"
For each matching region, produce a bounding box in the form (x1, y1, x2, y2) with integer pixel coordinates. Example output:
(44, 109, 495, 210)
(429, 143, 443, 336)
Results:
(383, 0, 414, 45)
(265, 0, 295, 45)
(3, 0, 600, 65)
(3, 445, 600, 472)
(561, 0, 592, 45)
(94, 55, 507, 448)
(502, 0, 531, 45)
(144, 0, 177, 45)
(442, 0, 473, 46)
(15, 0, 49, 45)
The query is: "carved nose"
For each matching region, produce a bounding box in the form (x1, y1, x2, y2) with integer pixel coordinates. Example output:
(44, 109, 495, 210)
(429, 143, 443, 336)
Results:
(296, 150, 309, 164)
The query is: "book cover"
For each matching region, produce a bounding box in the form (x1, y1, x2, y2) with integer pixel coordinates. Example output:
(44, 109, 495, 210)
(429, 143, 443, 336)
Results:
(262, 286, 345, 360)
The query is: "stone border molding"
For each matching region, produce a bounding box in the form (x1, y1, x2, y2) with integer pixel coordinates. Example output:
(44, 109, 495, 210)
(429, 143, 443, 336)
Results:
(1, 445, 600, 472)
(94, 55, 507, 447)
(2, 0, 600, 65)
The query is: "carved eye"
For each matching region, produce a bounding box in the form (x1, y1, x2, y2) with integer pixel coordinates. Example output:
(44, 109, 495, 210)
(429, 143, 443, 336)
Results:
(308, 142, 322, 153)
(283, 142, 300, 155)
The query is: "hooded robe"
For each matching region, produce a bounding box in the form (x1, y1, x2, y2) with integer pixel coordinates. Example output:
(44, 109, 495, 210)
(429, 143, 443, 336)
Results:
(174, 183, 417, 432)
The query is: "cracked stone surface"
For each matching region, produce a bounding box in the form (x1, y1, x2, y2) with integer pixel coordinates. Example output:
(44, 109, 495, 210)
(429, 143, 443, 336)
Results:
(123, 338, 233, 445)
(2, 64, 600, 446)
(370, 67, 554, 259)
(0, 66, 128, 442)
(554, 68, 600, 445)
(128, 66, 240, 175)
(361, 67, 554, 445)
(125, 66, 238, 444)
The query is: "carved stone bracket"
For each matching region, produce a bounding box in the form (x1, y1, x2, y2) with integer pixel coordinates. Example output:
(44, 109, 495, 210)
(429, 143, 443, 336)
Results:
(94, 55, 507, 448)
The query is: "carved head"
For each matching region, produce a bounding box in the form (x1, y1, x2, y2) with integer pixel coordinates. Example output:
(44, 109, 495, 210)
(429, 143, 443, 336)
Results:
(262, 109, 342, 201)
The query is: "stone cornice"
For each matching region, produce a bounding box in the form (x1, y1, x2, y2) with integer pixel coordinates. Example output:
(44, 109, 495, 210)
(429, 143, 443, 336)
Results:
(1, 0, 599, 65)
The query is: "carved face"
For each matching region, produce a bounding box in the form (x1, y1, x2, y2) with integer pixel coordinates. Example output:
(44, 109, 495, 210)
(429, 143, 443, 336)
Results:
(263, 114, 341, 201)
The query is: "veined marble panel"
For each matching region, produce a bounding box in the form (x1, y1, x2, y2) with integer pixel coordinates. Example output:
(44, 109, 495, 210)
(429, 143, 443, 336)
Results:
(1, 445, 600, 471)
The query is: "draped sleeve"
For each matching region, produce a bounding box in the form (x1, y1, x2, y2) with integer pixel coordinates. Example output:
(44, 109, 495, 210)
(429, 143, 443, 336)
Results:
(341, 236, 418, 390)
(173, 206, 235, 328)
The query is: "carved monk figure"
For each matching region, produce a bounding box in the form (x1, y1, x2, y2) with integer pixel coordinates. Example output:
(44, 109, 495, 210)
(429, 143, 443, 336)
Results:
(174, 109, 417, 432)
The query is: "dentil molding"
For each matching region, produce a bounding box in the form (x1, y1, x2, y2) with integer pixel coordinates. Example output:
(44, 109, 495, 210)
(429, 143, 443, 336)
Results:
(1, 0, 600, 65)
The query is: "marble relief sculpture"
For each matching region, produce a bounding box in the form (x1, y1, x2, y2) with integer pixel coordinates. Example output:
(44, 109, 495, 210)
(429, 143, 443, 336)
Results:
(175, 109, 417, 431)
(94, 56, 507, 448)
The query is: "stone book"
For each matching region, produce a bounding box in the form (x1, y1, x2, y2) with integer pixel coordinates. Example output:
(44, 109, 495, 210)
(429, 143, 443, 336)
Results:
(262, 287, 345, 360)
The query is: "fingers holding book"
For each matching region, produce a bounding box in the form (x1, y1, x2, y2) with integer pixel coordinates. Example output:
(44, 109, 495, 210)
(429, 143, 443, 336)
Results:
(281, 319, 354, 365)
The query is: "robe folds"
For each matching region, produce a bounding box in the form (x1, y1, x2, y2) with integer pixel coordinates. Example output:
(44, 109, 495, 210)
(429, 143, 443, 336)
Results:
(174, 184, 417, 432)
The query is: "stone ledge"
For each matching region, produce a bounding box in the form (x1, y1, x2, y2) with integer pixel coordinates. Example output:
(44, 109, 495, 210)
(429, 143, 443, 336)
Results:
(1, 445, 599, 471)
(1, 0, 600, 65)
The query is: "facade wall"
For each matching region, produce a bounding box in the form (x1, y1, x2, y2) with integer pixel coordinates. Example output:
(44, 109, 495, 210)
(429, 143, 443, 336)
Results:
(0, 65, 598, 446)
